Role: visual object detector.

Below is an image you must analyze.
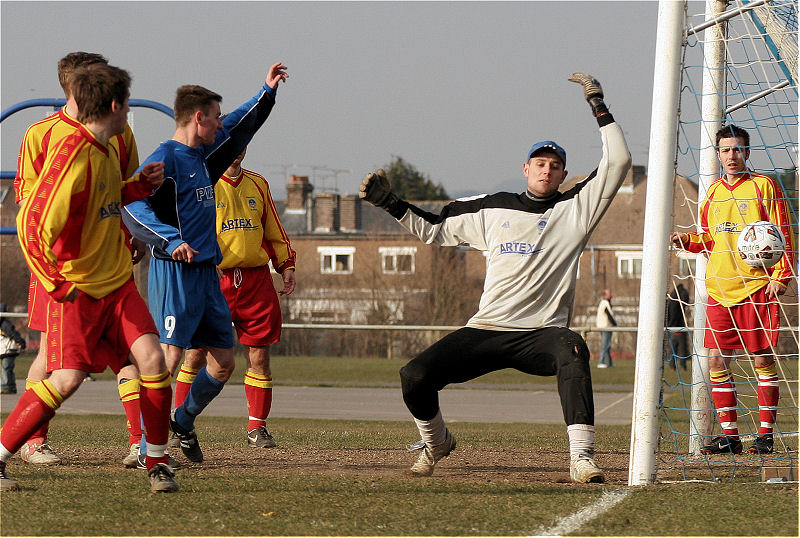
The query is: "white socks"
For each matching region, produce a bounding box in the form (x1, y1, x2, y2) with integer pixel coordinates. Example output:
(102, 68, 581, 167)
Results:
(146, 443, 167, 459)
(0, 442, 13, 461)
(414, 410, 447, 447)
(567, 424, 596, 460)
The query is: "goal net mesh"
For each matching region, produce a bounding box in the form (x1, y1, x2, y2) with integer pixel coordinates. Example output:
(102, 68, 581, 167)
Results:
(660, 0, 798, 482)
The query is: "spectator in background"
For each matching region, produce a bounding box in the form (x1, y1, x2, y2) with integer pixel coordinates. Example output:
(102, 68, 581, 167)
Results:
(595, 289, 617, 368)
(666, 283, 690, 371)
(1, 303, 27, 394)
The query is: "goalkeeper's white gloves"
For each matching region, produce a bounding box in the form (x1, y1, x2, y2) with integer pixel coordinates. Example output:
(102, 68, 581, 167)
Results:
(359, 168, 400, 211)
(568, 73, 608, 117)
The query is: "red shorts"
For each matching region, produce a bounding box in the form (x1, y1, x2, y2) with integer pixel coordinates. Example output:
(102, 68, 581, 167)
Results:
(45, 278, 158, 374)
(27, 274, 49, 331)
(704, 286, 779, 353)
(219, 265, 282, 347)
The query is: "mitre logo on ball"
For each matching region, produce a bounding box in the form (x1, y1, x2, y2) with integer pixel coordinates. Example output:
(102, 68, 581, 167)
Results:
(736, 220, 786, 268)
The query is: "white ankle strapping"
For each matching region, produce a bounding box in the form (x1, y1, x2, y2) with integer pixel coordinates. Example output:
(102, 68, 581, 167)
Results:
(414, 410, 447, 447)
(567, 424, 595, 460)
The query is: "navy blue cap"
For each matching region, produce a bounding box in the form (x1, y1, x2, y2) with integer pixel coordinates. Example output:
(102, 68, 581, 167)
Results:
(527, 140, 566, 167)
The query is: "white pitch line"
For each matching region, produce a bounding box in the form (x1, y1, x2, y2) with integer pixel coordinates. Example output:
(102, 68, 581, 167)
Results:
(533, 488, 632, 536)
(596, 392, 633, 417)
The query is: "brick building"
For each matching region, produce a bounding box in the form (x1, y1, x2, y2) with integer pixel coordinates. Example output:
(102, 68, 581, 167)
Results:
(0, 164, 703, 360)
(272, 166, 700, 359)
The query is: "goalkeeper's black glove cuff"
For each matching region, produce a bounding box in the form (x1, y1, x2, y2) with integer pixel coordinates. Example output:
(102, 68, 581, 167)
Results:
(588, 96, 609, 118)
(596, 112, 615, 128)
(382, 194, 407, 219)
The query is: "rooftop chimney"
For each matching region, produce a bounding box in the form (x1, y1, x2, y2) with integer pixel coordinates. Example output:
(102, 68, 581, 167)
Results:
(286, 175, 313, 212)
(315, 192, 340, 232)
(339, 194, 361, 232)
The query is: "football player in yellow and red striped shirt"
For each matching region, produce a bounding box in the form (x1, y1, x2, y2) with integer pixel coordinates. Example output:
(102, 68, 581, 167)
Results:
(176, 148, 295, 448)
(13, 52, 147, 468)
(0, 63, 177, 493)
(671, 124, 795, 456)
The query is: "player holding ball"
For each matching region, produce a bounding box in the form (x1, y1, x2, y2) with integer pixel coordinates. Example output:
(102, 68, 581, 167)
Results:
(671, 124, 794, 456)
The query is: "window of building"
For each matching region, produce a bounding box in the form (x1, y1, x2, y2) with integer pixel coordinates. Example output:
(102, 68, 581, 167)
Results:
(616, 251, 643, 278)
(677, 251, 697, 276)
(318, 246, 355, 274)
(379, 246, 416, 274)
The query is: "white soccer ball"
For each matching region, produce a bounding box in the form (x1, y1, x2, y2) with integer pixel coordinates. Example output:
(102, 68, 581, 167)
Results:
(736, 220, 786, 269)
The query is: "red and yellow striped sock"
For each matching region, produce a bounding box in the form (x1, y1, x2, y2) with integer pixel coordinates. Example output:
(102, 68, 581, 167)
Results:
(244, 371, 273, 431)
(710, 369, 739, 439)
(23, 378, 50, 444)
(174, 365, 198, 409)
(139, 370, 172, 468)
(754, 362, 779, 437)
(118, 378, 142, 446)
(1, 380, 63, 454)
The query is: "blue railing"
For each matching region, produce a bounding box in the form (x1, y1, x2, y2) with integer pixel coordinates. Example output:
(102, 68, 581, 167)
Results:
(1, 98, 174, 233)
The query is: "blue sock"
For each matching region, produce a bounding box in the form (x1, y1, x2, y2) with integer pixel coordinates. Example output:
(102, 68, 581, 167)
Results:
(175, 367, 225, 430)
(139, 414, 147, 455)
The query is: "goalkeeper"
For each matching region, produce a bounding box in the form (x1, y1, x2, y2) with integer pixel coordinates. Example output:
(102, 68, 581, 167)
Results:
(359, 73, 631, 483)
(671, 124, 794, 456)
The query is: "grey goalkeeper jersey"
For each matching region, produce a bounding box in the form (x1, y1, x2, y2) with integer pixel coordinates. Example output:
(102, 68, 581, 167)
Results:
(389, 118, 631, 330)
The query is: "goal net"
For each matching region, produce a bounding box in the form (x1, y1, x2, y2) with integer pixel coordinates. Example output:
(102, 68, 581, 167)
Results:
(635, 0, 798, 484)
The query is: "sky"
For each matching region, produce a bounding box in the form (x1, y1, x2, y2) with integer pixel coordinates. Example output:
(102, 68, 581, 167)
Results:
(1, 1, 663, 199)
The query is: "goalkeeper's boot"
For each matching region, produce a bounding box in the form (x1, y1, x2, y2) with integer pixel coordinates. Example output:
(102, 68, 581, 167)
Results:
(700, 435, 743, 455)
(20, 440, 62, 464)
(147, 462, 179, 493)
(748, 434, 774, 455)
(0, 460, 19, 492)
(169, 409, 204, 463)
(409, 428, 456, 477)
(570, 453, 605, 484)
(247, 426, 277, 448)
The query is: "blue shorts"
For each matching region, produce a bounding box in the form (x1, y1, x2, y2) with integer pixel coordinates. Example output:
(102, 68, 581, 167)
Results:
(148, 258, 234, 349)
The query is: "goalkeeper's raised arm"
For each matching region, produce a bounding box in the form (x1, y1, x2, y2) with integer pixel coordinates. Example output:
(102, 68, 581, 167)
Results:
(360, 72, 631, 244)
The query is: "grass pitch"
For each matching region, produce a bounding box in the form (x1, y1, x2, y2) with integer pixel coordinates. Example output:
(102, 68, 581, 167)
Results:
(3, 354, 798, 536)
(0, 414, 797, 537)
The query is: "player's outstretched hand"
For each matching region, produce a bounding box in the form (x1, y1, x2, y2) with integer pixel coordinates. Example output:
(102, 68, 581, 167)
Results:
(267, 62, 289, 88)
(140, 161, 165, 189)
(279, 268, 296, 296)
(568, 73, 608, 117)
(670, 232, 688, 249)
(172, 242, 200, 263)
(359, 169, 393, 207)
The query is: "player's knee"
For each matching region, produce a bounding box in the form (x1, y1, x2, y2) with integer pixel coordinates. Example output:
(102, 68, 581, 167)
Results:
(48, 369, 85, 398)
(399, 360, 431, 397)
(183, 348, 207, 369)
(118, 363, 139, 379)
(132, 349, 167, 377)
(206, 349, 236, 382)
(555, 331, 591, 378)
(246, 346, 270, 371)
